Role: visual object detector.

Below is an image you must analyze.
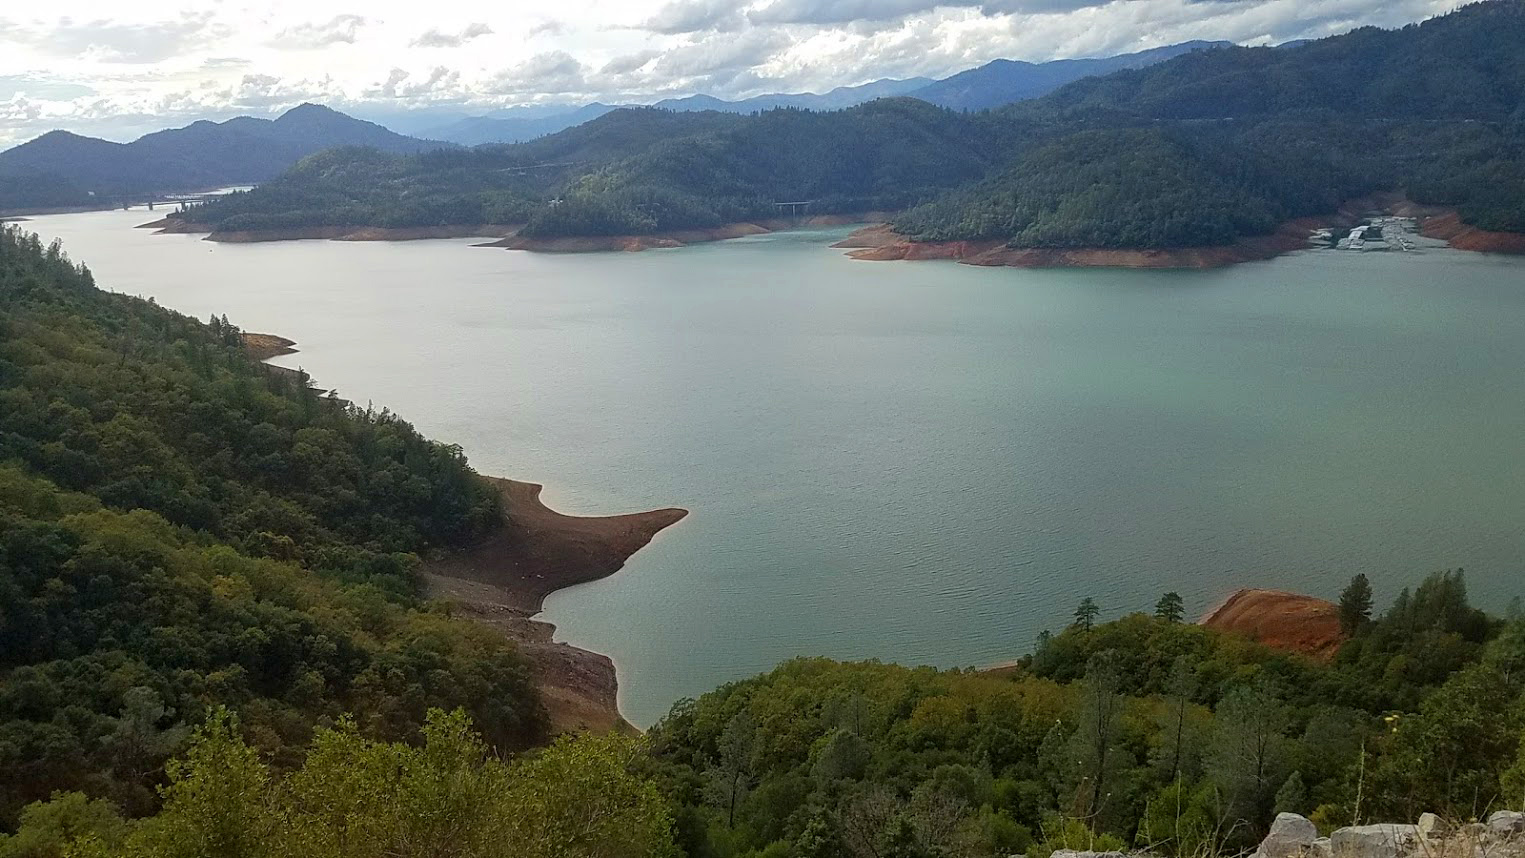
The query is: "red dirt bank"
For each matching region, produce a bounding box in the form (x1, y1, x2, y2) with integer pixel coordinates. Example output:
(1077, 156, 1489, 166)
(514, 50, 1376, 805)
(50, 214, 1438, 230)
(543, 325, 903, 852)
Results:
(1200, 589, 1346, 660)
(836, 194, 1525, 269)
(236, 332, 685, 732)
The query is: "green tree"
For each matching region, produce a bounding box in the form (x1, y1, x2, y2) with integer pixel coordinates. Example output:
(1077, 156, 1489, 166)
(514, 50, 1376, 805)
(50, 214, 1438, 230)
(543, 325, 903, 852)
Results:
(0, 792, 126, 858)
(1273, 771, 1307, 816)
(123, 708, 273, 858)
(1074, 598, 1100, 631)
(1206, 682, 1289, 829)
(1155, 592, 1185, 624)
(1068, 651, 1127, 822)
(1339, 574, 1374, 636)
(706, 710, 758, 827)
(1153, 656, 1202, 784)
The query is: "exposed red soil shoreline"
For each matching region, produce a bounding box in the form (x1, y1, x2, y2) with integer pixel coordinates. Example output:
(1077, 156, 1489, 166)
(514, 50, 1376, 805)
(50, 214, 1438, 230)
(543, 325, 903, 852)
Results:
(236, 331, 684, 732)
(836, 194, 1524, 269)
(476, 213, 897, 252)
(1200, 588, 1346, 660)
(422, 478, 687, 733)
(240, 332, 298, 361)
(138, 217, 521, 243)
(145, 213, 892, 250)
(1419, 211, 1525, 254)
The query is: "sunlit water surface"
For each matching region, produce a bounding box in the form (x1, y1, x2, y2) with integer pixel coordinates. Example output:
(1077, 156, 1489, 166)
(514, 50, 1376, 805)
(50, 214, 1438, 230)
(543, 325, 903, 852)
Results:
(22, 209, 1525, 725)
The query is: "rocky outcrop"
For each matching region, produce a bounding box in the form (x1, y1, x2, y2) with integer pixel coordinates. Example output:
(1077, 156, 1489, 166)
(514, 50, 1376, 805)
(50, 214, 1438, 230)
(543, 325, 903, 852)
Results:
(1255, 813, 1525, 858)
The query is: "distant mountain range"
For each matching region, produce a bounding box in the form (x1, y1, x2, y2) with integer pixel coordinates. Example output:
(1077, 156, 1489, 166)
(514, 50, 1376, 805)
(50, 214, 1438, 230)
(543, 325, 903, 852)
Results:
(0, 105, 441, 207)
(905, 40, 1230, 110)
(403, 41, 1229, 146)
(0, 40, 1234, 208)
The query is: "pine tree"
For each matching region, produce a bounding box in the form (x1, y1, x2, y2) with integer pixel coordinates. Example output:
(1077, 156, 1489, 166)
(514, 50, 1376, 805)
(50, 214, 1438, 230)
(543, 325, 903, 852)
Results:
(1074, 597, 1100, 631)
(1338, 574, 1374, 636)
(1155, 592, 1185, 624)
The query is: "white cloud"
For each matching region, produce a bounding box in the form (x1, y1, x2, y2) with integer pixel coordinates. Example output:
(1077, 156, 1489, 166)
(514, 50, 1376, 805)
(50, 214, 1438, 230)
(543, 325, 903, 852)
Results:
(411, 22, 493, 48)
(270, 14, 369, 49)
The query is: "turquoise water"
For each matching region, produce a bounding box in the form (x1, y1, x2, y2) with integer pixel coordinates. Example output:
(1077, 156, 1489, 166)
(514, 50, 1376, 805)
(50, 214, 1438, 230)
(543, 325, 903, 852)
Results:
(25, 209, 1525, 726)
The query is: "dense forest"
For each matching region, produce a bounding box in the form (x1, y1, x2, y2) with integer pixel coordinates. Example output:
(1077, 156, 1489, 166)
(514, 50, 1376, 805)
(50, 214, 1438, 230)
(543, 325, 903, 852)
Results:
(0, 225, 546, 828)
(164, 0, 1525, 251)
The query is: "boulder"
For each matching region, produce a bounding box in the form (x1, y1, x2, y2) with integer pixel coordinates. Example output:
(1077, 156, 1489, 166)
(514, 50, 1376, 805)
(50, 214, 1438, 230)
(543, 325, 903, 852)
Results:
(1330, 824, 1419, 858)
(1310, 837, 1333, 858)
(1049, 851, 1127, 858)
(1418, 813, 1451, 841)
(1488, 811, 1525, 838)
(1260, 814, 1320, 858)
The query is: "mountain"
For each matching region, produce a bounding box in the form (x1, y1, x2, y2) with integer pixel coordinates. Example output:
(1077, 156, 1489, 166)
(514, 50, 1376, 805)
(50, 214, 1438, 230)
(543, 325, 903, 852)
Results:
(0, 104, 444, 205)
(420, 103, 618, 147)
(906, 40, 1233, 110)
(416, 42, 1216, 147)
(417, 80, 934, 146)
(651, 77, 935, 113)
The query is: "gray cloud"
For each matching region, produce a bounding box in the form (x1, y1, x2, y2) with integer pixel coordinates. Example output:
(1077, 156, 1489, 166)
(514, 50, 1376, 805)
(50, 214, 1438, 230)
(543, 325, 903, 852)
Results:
(270, 14, 369, 49)
(653, 29, 793, 78)
(368, 66, 465, 100)
(642, 0, 748, 34)
(486, 51, 588, 95)
(602, 50, 662, 75)
(2, 13, 224, 63)
(411, 22, 493, 48)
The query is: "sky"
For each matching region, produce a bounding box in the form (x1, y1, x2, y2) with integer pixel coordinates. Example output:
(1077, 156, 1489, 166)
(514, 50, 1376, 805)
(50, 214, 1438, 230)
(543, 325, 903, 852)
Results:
(0, 0, 1464, 145)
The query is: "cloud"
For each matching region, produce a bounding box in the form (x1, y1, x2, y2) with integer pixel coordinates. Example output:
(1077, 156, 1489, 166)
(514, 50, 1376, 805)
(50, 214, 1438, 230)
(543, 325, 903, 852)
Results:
(602, 50, 662, 75)
(642, 0, 748, 34)
(270, 14, 369, 49)
(653, 29, 793, 78)
(411, 22, 493, 48)
(368, 66, 465, 101)
(485, 51, 588, 95)
(529, 20, 567, 37)
(0, 75, 96, 101)
(3, 13, 224, 63)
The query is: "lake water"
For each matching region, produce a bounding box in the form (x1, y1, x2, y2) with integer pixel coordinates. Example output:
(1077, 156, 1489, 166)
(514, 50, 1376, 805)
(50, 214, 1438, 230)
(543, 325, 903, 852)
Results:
(21, 209, 1525, 726)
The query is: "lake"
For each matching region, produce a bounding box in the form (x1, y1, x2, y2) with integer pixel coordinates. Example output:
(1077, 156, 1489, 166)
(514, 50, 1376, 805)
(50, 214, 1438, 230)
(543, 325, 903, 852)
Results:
(22, 209, 1525, 726)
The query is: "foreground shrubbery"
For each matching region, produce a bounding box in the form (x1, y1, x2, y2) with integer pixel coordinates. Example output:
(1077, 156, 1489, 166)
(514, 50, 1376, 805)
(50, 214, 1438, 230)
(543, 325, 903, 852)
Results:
(0, 710, 676, 858)
(9, 570, 1521, 858)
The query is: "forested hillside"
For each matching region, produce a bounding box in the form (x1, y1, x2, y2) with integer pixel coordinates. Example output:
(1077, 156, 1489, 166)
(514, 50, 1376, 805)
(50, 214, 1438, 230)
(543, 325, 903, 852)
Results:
(0, 226, 544, 825)
(171, 0, 1525, 252)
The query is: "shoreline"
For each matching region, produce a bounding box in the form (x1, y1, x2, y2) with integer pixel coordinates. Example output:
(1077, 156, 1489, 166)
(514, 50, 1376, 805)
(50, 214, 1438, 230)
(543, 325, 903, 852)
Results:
(143, 196, 1525, 264)
(138, 217, 523, 243)
(142, 212, 891, 249)
(237, 332, 685, 732)
(422, 478, 687, 734)
(835, 194, 1525, 269)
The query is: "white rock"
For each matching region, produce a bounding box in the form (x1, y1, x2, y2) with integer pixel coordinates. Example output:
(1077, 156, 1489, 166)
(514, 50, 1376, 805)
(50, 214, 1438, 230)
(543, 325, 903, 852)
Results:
(1418, 813, 1452, 842)
(1261, 814, 1320, 858)
(1488, 811, 1525, 837)
(1330, 824, 1420, 858)
(1311, 837, 1333, 858)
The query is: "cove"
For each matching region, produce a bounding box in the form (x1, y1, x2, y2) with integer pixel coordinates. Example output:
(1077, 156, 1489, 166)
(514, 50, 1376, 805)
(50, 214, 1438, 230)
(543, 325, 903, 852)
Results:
(25, 209, 1525, 727)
